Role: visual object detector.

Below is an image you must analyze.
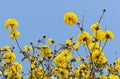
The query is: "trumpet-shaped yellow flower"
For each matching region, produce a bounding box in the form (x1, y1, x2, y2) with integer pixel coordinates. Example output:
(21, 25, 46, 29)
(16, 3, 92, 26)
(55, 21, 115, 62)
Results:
(64, 12, 78, 26)
(60, 50, 72, 60)
(9, 30, 20, 40)
(3, 51, 16, 62)
(92, 50, 107, 64)
(90, 22, 101, 32)
(75, 68, 85, 77)
(54, 54, 67, 68)
(79, 64, 88, 70)
(92, 50, 104, 59)
(78, 32, 91, 45)
(12, 62, 22, 71)
(5, 18, 19, 30)
(39, 45, 52, 58)
(102, 30, 114, 41)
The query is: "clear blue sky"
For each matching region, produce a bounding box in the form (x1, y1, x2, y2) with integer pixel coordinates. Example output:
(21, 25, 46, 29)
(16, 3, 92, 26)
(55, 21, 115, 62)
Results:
(0, 0, 120, 78)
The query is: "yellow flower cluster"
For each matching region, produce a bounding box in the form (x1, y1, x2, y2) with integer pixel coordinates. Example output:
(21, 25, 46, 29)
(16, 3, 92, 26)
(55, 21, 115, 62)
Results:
(3, 51, 16, 62)
(54, 50, 72, 68)
(4, 18, 20, 40)
(92, 50, 107, 65)
(75, 63, 90, 78)
(91, 22, 114, 42)
(0, 45, 23, 79)
(63, 11, 117, 78)
(54, 67, 69, 79)
(0, 11, 119, 79)
(5, 62, 22, 79)
(28, 67, 48, 79)
(39, 45, 52, 58)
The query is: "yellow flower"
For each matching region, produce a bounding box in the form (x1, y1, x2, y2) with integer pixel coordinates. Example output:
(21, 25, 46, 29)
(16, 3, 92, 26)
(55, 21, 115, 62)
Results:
(56, 68, 69, 78)
(106, 65, 117, 73)
(9, 30, 20, 40)
(28, 67, 47, 79)
(88, 42, 99, 49)
(115, 65, 120, 70)
(23, 45, 33, 52)
(88, 42, 101, 51)
(48, 38, 54, 45)
(90, 22, 101, 32)
(84, 72, 92, 79)
(93, 30, 104, 41)
(3, 51, 16, 62)
(54, 54, 67, 67)
(92, 50, 107, 64)
(92, 50, 103, 59)
(66, 39, 72, 46)
(109, 74, 119, 79)
(115, 58, 120, 65)
(64, 12, 78, 26)
(36, 67, 45, 75)
(100, 75, 108, 79)
(4, 18, 19, 30)
(75, 68, 85, 77)
(115, 58, 120, 70)
(14, 73, 22, 79)
(1, 45, 10, 51)
(30, 63, 35, 69)
(39, 45, 52, 58)
(102, 30, 114, 41)
(73, 41, 79, 50)
(12, 62, 22, 71)
(5, 69, 12, 78)
(78, 32, 91, 45)
(79, 64, 88, 70)
(60, 50, 72, 60)
(6, 70, 22, 79)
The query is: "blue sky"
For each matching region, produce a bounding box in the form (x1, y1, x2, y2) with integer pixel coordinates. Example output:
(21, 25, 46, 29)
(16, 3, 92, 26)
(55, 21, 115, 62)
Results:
(0, 0, 120, 78)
